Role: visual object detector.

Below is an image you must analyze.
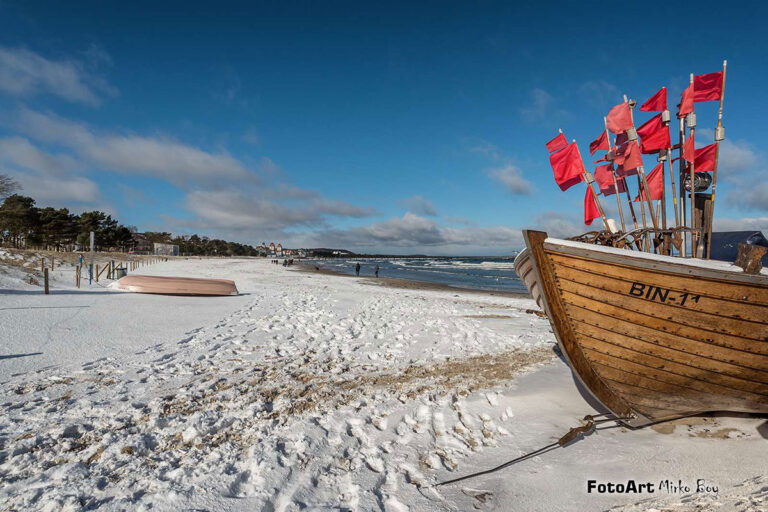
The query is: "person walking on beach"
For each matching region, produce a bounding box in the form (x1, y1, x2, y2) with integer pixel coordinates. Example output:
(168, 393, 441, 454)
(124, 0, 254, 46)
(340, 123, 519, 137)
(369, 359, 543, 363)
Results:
(355, 262, 361, 276)
(375, 265, 379, 278)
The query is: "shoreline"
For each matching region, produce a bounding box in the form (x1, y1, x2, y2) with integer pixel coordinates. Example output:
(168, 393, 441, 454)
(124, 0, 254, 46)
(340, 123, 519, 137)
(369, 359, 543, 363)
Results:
(293, 261, 530, 298)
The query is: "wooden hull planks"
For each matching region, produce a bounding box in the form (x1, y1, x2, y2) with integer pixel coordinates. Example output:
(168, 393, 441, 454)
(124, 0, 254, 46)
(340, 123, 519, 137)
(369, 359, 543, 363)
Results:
(514, 230, 768, 427)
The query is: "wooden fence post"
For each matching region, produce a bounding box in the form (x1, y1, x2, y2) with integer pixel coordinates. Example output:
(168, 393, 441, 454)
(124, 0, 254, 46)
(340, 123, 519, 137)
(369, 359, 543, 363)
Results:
(41, 258, 45, 273)
(51, 256, 55, 270)
(96, 264, 100, 282)
(44, 268, 49, 295)
(76, 265, 80, 288)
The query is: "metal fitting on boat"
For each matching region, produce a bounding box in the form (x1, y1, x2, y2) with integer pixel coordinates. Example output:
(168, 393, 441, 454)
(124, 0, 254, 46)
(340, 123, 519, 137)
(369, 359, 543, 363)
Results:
(686, 112, 697, 128)
(583, 171, 595, 183)
(657, 149, 668, 161)
(626, 128, 638, 141)
(661, 110, 671, 123)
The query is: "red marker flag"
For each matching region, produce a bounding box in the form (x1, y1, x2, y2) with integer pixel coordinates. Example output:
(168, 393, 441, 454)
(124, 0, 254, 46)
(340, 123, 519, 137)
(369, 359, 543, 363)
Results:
(683, 132, 695, 162)
(615, 131, 628, 146)
(615, 163, 639, 178)
(678, 83, 694, 118)
(614, 140, 643, 170)
(693, 72, 723, 102)
(640, 87, 667, 112)
(546, 133, 568, 153)
(634, 162, 664, 202)
(584, 188, 601, 225)
(606, 102, 633, 134)
(589, 131, 609, 155)
(549, 142, 585, 191)
(694, 143, 717, 173)
(636, 113, 671, 154)
(594, 164, 626, 196)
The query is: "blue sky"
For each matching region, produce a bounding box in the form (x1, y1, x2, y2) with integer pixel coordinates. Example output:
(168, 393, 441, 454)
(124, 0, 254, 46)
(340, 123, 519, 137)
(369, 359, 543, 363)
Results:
(0, 1, 766, 255)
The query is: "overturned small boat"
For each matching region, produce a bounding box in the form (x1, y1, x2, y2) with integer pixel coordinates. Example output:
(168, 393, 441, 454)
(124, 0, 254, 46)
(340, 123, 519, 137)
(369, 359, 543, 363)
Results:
(515, 231, 768, 427)
(113, 275, 238, 296)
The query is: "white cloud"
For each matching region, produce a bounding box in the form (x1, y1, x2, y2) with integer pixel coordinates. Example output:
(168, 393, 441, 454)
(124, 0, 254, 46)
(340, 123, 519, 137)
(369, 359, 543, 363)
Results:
(727, 177, 768, 211)
(0, 46, 115, 105)
(534, 211, 584, 239)
(465, 139, 500, 161)
(301, 213, 523, 255)
(0, 136, 80, 175)
(519, 88, 568, 122)
(181, 189, 374, 232)
(9, 169, 100, 205)
(398, 195, 438, 216)
(714, 216, 768, 233)
(488, 165, 533, 195)
(579, 80, 622, 110)
(17, 109, 251, 186)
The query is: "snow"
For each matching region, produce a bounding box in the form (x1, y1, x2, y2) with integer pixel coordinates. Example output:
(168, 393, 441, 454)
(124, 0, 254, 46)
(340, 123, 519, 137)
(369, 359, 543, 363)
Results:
(1, 256, 765, 511)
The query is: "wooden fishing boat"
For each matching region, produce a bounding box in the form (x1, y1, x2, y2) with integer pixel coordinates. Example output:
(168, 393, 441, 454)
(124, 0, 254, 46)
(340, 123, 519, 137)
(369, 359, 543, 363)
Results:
(514, 230, 768, 427)
(113, 275, 238, 296)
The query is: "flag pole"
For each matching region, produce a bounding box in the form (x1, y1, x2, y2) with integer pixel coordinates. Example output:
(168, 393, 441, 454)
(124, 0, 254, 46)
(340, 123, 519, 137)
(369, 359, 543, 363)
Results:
(687, 73, 698, 257)
(627, 97, 660, 231)
(678, 101, 688, 257)
(665, 149, 680, 228)
(705, 60, 727, 260)
(574, 140, 611, 232)
(603, 117, 627, 233)
(626, 96, 659, 252)
(660, 168, 667, 231)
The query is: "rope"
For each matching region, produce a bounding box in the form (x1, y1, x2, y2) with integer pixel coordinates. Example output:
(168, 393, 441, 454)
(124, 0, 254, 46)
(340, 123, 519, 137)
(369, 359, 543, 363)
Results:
(433, 413, 628, 487)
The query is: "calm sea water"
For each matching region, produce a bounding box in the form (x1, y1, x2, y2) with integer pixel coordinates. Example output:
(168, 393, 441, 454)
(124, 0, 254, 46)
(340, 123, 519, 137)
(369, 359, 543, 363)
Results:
(304, 256, 526, 293)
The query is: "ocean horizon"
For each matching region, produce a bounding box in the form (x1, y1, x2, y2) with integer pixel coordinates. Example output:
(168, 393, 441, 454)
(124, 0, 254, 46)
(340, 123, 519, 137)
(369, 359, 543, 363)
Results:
(304, 256, 526, 293)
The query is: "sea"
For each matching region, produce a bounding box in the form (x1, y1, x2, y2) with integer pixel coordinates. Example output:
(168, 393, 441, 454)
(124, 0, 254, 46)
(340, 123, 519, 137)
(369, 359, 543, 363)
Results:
(303, 256, 526, 293)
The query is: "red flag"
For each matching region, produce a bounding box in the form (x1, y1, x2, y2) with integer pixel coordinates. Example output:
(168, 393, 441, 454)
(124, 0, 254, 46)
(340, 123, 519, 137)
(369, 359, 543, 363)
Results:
(634, 163, 664, 202)
(589, 131, 609, 155)
(593, 155, 610, 163)
(678, 83, 694, 117)
(584, 188, 601, 225)
(614, 140, 643, 170)
(640, 87, 667, 112)
(683, 132, 695, 162)
(615, 132, 628, 146)
(594, 164, 626, 196)
(549, 142, 585, 191)
(546, 133, 568, 153)
(606, 102, 633, 134)
(693, 72, 723, 102)
(636, 113, 671, 154)
(694, 143, 717, 173)
(615, 163, 639, 178)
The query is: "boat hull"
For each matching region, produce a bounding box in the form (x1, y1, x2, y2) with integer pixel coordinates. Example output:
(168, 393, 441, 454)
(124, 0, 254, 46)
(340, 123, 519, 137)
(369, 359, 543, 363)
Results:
(114, 275, 238, 296)
(515, 230, 768, 426)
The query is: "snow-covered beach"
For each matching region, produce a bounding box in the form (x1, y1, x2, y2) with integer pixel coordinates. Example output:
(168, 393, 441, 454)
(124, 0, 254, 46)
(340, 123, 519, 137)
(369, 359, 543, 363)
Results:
(1, 256, 765, 511)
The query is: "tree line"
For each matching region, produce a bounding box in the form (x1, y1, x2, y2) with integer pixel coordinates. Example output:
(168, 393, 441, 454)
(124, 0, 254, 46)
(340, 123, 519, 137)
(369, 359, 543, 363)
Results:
(0, 176, 261, 256)
(142, 232, 261, 257)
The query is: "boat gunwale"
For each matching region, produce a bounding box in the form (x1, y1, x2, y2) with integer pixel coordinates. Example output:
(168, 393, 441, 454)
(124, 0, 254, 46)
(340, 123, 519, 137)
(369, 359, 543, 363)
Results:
(543, 239, 768, 286)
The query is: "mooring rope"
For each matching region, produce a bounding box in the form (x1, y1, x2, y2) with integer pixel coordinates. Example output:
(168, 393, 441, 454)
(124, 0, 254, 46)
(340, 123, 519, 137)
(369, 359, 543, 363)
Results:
(433, 413, 630, 487)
